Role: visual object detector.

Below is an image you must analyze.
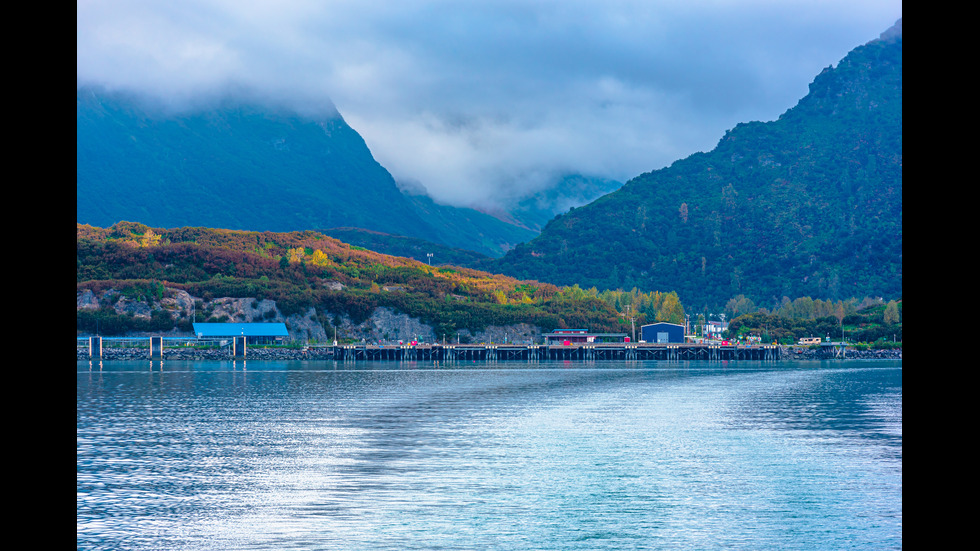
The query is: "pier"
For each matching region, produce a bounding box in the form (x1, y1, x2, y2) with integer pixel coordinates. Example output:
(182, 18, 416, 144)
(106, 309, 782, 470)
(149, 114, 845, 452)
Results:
(77, 337, 904, 362)
(333, 342, 782, 362)
(79, 337, 787, 361)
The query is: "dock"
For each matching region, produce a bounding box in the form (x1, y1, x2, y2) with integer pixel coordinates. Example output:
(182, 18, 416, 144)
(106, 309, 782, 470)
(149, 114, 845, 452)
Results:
(332, 342, 781, 361)
(80, 336, 782, 361)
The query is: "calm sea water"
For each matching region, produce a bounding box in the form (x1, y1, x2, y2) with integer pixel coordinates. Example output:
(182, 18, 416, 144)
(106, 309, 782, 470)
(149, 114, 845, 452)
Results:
(77, 359, 901, 550)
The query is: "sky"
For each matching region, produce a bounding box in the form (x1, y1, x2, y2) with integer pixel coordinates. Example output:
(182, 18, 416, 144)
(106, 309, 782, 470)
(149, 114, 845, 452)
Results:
(77, 0, 902, 212)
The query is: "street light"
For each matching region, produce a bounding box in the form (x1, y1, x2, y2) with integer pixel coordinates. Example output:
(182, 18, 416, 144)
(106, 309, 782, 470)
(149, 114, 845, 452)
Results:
(623, 305, 636, 342)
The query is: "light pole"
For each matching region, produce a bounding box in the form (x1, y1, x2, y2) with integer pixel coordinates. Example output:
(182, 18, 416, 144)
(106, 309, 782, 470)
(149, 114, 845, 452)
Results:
(427, 253, 433, 266)
(623, 305, 636, 342)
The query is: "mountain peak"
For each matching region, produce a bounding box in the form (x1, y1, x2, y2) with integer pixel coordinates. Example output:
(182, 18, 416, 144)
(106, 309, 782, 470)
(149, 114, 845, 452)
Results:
(878, 18, 902, 42)
(492, 23, 902, 309)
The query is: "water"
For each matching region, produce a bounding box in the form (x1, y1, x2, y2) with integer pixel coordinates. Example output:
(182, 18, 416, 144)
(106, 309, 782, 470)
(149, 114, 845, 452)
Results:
(77, 359, 902, 550)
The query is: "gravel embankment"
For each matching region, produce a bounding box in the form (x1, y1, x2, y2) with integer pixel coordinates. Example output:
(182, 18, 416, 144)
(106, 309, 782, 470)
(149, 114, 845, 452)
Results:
(77, 347, 335, 361)
(782, 347, 902, 360)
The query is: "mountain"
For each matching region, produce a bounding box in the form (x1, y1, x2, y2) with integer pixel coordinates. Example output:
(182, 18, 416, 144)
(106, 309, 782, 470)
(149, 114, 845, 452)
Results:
(319, 226, 495, 269)
(398, 192, 536, 256)
(492, 20, 902, 311)
(76, 86, 534, 257)
(508, 175, 624, 231)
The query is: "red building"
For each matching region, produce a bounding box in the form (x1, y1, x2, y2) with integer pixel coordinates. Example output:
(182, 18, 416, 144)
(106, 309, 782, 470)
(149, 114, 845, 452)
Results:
(544, 329, 629, 345)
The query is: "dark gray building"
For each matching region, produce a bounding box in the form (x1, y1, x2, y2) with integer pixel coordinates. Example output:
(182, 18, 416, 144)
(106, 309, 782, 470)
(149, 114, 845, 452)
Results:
(640, 322, 685, 343)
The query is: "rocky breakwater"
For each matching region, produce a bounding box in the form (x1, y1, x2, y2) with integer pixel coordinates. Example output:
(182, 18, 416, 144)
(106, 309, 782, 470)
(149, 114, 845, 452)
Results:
(77, 346, 335, 361)
(783, 346, 902, 360)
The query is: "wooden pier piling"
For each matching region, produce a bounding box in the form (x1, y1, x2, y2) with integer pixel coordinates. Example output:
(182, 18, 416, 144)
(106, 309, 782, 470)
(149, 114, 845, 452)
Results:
(89, 336, 102, 359)
(150, 336, 164, 360)
(331, 343, 781, 362)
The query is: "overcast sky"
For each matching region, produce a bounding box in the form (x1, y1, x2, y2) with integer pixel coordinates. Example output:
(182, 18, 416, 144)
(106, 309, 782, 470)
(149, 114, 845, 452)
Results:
(77, 0, 902, 211)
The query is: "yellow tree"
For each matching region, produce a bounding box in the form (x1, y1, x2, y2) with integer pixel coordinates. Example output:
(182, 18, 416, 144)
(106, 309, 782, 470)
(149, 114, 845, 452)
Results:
(657, 292, 685, 324)
(286, 247, 306, 264)
(309, 249, 334, 268)
(139, 229, 162, 248)
(883, 301, 900, 325)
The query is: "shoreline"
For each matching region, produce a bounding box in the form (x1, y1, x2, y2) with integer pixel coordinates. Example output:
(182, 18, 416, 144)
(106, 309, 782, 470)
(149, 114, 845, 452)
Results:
(783, 347, 901, 361)
(77, 346, 901, 362)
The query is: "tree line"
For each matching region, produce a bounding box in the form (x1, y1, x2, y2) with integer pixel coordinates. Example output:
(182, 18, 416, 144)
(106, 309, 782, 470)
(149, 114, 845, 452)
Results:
(77, 223, 899, 346)
(723, 295, 902, 346)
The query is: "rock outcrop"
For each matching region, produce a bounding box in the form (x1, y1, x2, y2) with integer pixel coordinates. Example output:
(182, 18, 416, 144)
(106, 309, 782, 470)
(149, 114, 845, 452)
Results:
(77, 286, 539, 344)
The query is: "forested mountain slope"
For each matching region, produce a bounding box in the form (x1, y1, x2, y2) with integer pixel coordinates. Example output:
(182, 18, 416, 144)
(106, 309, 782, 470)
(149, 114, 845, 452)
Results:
(76, 86, 535, 257)
(493, 20, 902, 311)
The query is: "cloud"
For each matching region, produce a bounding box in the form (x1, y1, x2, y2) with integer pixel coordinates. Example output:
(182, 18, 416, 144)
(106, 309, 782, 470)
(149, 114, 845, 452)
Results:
(77, 0, 902, 210)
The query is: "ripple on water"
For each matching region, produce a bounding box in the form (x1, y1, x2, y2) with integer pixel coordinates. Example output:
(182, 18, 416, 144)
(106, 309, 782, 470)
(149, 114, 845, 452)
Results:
(78, 360, 902, 550)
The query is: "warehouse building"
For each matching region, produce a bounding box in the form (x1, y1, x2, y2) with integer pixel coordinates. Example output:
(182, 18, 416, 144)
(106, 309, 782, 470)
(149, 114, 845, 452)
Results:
(640, 322, 685, 344)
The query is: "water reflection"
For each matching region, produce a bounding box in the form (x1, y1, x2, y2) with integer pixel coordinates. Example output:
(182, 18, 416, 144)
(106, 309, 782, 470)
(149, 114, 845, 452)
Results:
(726, 363, 902, 446)
(78, 360, 901, 551)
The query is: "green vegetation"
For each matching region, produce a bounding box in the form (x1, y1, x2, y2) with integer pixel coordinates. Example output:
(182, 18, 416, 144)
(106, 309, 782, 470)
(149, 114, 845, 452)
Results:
(492, 31, 901, 312)
(77, 222, 686, 337)
(724, 297, 902, 346)
(319, 227, 496, 269)
(77, 223, 902, 351)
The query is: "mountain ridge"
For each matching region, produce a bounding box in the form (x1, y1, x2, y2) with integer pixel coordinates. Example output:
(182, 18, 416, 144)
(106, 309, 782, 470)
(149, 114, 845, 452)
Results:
(490, 20, 902, 311)
(76, 85, 537, 257)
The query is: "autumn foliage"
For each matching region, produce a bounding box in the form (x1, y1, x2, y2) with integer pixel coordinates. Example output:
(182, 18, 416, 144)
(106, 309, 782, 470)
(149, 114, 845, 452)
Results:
(77, 222, 687, 336)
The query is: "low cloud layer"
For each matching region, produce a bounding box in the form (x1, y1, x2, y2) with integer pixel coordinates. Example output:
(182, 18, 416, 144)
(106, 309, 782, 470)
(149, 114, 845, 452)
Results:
(78, 0, 902, 211)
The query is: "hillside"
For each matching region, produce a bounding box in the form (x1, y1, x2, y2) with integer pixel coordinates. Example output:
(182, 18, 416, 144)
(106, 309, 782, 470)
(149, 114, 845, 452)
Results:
(492, 20, 902, 311)
(77, 222, 688, 342)
(498, 174, 625, 232)
(76, 86, 535, 257)
(319, 227, 495, 269)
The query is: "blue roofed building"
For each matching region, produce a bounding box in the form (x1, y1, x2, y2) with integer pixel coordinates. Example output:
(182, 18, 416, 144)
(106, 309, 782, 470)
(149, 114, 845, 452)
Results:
(192, 323, 290, 344)
(640, 322, 685, 344)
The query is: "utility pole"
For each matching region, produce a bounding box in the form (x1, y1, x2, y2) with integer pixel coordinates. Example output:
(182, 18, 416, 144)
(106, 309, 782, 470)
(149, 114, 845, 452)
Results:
(624, 305, 636, 342)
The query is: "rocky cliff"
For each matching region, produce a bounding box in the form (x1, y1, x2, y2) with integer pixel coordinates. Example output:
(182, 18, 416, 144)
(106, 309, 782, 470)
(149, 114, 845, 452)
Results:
(77, 287, 541, 344)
